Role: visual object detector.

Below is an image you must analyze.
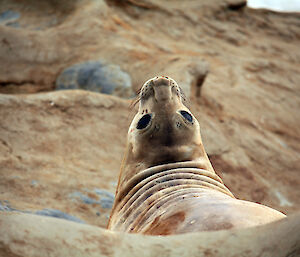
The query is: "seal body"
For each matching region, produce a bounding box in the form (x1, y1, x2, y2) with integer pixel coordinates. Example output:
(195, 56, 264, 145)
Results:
(108, 76, 285, 235)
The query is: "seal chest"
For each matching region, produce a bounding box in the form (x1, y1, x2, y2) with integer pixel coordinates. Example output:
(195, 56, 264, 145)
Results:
(108, 76, 286, 235)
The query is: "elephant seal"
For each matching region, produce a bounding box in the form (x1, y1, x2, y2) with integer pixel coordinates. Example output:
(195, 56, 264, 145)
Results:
(107, 76, 285, 235)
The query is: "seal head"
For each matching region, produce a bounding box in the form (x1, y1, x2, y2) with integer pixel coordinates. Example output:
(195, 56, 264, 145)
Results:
(120, 76, 214, 187)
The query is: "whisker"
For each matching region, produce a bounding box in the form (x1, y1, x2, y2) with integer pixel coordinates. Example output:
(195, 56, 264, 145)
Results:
(135, 86, 142, 95)
(130, 95, 141, 109)
(129, 83, 144, 109)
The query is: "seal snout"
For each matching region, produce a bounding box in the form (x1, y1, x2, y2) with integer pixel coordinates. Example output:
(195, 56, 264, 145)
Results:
(139, 76, 182, 105)
(150, 76, 176, 102)
(152, 76, 170, 87)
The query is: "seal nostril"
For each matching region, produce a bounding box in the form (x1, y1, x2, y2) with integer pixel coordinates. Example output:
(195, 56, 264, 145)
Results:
(137, 114, 152, 129)
(180, 110, 193, 123)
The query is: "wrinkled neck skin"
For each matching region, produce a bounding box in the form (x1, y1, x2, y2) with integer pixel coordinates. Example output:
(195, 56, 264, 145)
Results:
(114, 77, 217, 201)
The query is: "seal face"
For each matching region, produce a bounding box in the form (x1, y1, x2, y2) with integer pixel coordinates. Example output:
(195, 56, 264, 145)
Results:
(108, 76, 285, 235)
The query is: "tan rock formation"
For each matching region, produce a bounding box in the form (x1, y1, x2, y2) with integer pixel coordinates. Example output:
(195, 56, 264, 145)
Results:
(0, 212, 299, 257)
(0, 91, 131, 227)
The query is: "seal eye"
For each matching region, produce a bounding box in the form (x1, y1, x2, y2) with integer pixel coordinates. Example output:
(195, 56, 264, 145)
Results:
(137, 114, 152, 129)
(180, 110, 193, 123)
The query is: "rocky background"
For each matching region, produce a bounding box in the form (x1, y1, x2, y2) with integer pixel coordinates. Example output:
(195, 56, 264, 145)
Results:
(0, 0, 300, 230)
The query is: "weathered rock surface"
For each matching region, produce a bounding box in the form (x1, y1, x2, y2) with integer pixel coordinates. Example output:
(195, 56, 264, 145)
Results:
(0, 212, 299, 257)
(0, 91, 131, 227)
(0, 0, 300, 256)
(1, 0, 298, 96)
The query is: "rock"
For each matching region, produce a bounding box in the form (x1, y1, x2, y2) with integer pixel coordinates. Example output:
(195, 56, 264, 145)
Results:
(0, 90, 129, 228)
(30, 180, 38, 187)
(0, 201, 14, 212)
(1, 201, 85, 224)
(0, 0, 299, 97)
(0, 10, 20, 25)
(100, 198, 114, 209)
(94, 188, 115, 199)
(0, 212, 299, 257)
(69, 191, 99, 205)
(56, 60, 133, 98)
(225, 0, 247, 10)
(188, 59, 210, 98)
(69, 189, 114, 209)
(94, 189, 115, 209)
(35, 208, 85, 224)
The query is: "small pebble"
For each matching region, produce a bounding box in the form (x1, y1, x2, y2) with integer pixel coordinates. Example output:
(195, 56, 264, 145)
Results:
(55, 59, 133, 98)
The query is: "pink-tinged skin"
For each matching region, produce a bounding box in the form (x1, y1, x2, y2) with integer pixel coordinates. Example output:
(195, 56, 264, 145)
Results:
(108, 76, 286, 235)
